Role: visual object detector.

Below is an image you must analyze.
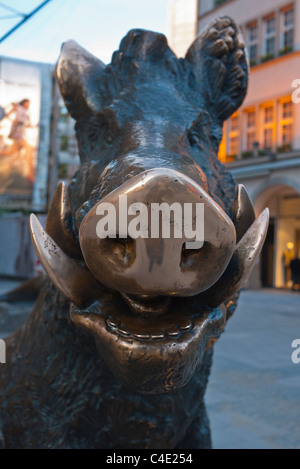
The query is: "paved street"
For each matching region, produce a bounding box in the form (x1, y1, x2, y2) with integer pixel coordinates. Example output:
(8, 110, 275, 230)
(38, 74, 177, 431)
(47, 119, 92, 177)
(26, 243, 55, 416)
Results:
(0, 281, 299, 449)
(206, 289, 300, 449)
(0, 279, 33, 339)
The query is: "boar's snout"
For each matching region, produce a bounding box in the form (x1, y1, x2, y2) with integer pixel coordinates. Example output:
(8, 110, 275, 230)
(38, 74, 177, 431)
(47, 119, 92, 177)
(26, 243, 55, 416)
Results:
(79, 168, 236, 302)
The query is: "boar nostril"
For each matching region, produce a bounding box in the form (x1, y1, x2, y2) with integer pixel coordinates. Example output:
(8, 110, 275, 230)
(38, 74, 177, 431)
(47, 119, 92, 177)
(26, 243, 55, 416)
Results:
(103, 235, 136, 266)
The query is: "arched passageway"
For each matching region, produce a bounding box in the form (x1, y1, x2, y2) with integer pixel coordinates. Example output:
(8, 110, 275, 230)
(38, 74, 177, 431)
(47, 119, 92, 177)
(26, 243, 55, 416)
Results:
(253, 182, 300, 288)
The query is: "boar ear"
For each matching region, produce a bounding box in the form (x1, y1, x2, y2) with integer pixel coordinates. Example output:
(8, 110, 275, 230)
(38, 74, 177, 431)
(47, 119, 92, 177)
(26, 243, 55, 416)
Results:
(56, 40, 105, 120)
(185, 16, 248, 122)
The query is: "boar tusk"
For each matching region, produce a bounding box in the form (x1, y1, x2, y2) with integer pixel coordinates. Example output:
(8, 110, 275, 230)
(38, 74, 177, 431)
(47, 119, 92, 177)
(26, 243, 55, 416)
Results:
(30, 214, 102, 307)
(201, 208, 269, 308)
(46, 182, 82, 259)
(231, 184, 256, 243)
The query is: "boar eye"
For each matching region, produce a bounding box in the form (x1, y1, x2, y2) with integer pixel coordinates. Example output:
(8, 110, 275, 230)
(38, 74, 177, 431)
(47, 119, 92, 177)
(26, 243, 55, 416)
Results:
(188, 133, 200, 147)
(88, 112, 118, 144)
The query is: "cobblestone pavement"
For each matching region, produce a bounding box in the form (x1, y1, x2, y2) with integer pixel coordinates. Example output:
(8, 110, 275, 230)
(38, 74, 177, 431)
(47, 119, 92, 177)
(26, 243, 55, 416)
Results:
(206, 289, 300, 449)
(0, 279, 33, 339)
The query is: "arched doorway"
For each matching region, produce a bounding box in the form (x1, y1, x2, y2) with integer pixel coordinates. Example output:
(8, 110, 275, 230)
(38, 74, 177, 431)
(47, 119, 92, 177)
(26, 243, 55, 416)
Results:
(253, 181, 300, 288)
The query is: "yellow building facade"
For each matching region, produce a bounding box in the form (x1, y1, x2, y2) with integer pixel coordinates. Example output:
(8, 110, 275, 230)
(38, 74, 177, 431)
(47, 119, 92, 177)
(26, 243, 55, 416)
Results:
(168, 0, 300, 288)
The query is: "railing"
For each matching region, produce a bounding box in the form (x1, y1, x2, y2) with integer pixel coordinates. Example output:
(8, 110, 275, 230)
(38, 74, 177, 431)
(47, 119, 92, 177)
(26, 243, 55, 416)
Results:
(250, 46, 294, 68)
(224, 147, 299, 167)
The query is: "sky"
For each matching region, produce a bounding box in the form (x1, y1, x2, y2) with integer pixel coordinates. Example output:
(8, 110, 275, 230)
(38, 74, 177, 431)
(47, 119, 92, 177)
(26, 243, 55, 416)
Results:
(0, 0, 169, 64)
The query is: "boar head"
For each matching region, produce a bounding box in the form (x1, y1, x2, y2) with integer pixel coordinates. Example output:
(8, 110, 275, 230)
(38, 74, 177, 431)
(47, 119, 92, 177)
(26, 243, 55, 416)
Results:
(30, 17, 269, 394)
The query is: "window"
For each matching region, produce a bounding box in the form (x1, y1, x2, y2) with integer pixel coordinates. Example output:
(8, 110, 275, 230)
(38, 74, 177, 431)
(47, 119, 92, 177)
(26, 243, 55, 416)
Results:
(60, 135, 69, 152)
(279, 99, 293, 148)
(59, 106, 69, 124)
(282, 124, 293, 144)
(261, 104, 274, 149)
(280, 7, 294, 52)
(247, 111, 256, 128)
(282, 101, 293, 119)
(68, 137, 79, 157)
(229, 135, 239, 156)
(230, 115, 239, 132)
(264, 106, 273, 123)
(247, 24, 258, 65)
(264, 128, 273, 148)
(247, 131, 256, 152)
(228, 113, 240, 157)
(263, 16, 276, 57)
(246, 110, 256, 151)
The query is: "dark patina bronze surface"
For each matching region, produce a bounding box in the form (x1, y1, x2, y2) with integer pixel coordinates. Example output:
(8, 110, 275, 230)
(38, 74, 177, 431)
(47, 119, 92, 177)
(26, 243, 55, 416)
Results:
(0, 16, 268, 449)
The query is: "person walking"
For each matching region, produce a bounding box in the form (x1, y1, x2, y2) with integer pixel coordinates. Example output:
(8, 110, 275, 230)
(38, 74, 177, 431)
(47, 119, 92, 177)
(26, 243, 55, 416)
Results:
(290, 253, 300, 291)
(0, 99, 34, 182)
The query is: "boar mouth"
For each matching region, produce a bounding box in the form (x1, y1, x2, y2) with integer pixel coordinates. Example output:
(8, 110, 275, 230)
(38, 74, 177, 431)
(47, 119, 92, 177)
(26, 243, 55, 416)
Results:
(121, 293, 171, 316)
(70, 293, 226, 394)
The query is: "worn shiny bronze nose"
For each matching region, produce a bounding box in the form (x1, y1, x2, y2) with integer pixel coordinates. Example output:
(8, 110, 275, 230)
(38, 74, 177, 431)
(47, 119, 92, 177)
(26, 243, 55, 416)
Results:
(79, 168, 236, 297)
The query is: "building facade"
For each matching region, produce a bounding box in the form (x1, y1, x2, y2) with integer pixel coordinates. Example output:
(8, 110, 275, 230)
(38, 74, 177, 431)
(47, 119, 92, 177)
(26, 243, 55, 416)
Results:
(168, 0, 199, 57)
(0, 56, 52, 278)
(168, 0, 300, 288)
(57, 97, 80, 181)
(0, 61, 80, 279)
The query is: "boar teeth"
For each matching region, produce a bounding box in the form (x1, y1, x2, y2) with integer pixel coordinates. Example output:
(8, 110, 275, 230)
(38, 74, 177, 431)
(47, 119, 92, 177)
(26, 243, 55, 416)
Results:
(29, 214, 102, 307)
(105, 316, 193, 341)
(231, 184, 256, 242)
(166, 326, 180, 338)
(46, 182, 82, 259)
(202, 208, 269, 308)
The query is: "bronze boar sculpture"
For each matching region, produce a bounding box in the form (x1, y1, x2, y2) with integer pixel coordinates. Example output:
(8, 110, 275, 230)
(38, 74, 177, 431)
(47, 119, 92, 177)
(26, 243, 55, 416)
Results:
(0, 17, 269, 449)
